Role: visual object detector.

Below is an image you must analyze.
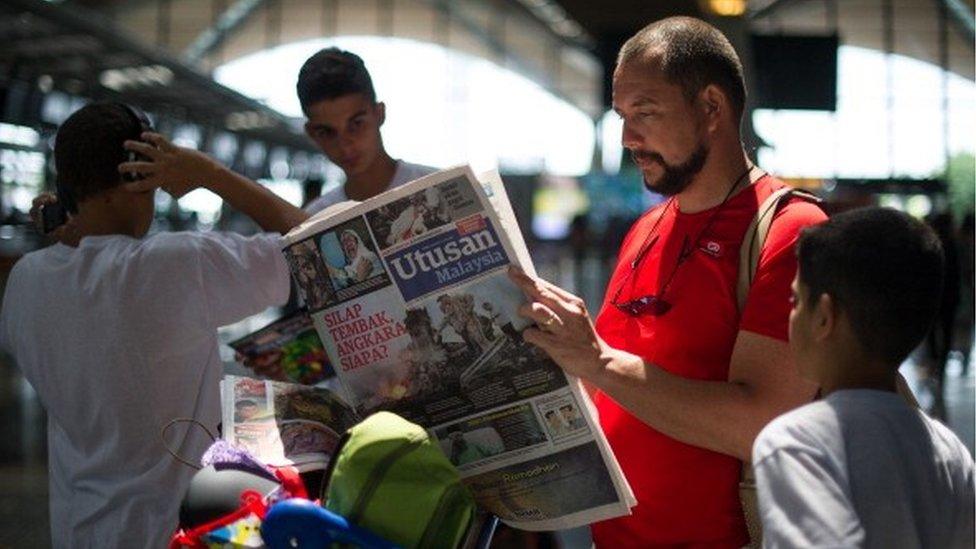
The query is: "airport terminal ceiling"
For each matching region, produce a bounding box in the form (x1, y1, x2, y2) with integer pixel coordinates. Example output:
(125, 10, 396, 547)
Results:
(1, 0, 972, 158)
(554, 0, 974, 80)
(62, 0, 976, 89)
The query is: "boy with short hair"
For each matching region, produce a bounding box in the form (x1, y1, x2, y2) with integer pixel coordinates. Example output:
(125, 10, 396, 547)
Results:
(753, 207, 975, 548)
(130, 48, 434, 216)
(0, 102, 309, 548)
(297, 47, 434, 213)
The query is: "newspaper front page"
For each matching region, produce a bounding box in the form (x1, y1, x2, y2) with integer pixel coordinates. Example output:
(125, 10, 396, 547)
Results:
(278, 166, 635, 530)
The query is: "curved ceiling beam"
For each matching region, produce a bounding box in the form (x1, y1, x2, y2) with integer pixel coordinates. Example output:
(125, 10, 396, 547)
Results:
(942, 0, 975, 45)
(183, 0, 265, 65)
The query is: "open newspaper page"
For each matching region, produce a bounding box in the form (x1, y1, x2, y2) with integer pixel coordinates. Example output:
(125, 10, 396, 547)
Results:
(280, 166, 634, 530)
(220, 375, 360, 472)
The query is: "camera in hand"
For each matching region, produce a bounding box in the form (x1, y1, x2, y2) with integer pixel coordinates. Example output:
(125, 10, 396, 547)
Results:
(37, 202, 67, 235)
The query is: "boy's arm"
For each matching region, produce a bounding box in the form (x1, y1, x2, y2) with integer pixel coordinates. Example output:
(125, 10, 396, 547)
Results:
(203, 166, 308, 234)
(119, 132, 308, 234)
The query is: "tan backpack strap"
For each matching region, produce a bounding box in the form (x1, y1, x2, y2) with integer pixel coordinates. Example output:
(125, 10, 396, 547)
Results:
(739, 462, 762, 548)
(737, 188, 792, 312)
(735, 189, 822, 548)
(736, 188, 821, 313)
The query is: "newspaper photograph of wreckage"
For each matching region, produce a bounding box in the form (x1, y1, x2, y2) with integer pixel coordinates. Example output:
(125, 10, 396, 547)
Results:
(278, 165, 635, 530)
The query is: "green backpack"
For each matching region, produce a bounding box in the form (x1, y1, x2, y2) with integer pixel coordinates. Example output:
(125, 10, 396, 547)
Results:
(322, 411, 476, 549)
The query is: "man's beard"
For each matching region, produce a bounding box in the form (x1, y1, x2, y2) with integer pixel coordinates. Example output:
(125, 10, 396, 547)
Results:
(632, 142, 709, 196)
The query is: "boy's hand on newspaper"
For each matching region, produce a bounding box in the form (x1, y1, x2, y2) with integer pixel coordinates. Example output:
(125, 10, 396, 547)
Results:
(509, 266, 633, 382)
(118, 132, 219, 198)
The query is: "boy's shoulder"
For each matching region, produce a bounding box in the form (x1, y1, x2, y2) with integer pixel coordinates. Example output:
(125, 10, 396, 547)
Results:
(135, 230, 275, 259)
(137, 230, 196, 251)
(395, 160, 438, 184)
(100, 231, 209, 269)
(753, 398, 841, 464)
(912, 405, 974, 467)
(11, 243, 62, 270)
(3, 246, 59, 302)
(755, 389, 973, 467)
(9, 231, 256, 272)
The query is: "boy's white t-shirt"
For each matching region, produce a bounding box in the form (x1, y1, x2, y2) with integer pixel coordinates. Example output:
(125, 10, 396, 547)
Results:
(303, 159, 436, 215)
(0, 231, 290, 548)
(753, 389, 975, 549)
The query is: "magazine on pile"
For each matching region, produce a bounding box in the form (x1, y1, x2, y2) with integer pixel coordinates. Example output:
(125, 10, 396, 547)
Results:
(228, 310, 336, 386)
(226, 165, 635, 530)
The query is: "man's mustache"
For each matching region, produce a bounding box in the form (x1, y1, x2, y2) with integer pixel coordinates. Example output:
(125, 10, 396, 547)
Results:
(630, 150, 666, 166)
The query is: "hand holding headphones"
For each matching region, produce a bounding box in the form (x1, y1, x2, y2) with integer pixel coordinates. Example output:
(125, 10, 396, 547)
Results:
(118, 132, 222, 199)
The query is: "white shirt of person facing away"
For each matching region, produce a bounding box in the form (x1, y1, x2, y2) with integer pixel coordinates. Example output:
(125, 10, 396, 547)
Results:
(303, 160, 436, 215)
(753, 389, 975, 548)
(0, 231, 291, 548)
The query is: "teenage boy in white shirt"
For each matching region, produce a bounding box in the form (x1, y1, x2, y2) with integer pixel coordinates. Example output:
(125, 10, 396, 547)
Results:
(0, 102, 309, 548)
(119, 48, 434, 220)
(297, 47, 435, 214)
(753, 207, 975, 548)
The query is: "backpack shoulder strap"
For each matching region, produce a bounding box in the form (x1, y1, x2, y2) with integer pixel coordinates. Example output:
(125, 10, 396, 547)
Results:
(736, 188, 821, 313)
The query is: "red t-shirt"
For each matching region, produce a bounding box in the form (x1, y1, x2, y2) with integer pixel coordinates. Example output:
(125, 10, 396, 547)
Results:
(591, 175, 826, 547)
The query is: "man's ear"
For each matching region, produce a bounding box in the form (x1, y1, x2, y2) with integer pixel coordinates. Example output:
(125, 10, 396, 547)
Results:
(376, 102, 387, 127)
(813, 292, 836, 342)
(700, 85, 726, 131)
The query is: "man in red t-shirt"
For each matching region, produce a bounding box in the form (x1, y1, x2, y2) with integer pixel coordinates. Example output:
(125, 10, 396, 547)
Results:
(509, 17, 826, 547)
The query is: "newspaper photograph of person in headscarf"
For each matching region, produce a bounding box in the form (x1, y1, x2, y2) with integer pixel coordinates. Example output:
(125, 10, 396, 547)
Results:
(317, 216, 391, 305)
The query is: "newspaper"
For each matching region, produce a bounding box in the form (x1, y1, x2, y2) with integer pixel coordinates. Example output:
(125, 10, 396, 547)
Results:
(275, 166, 635, 530)
(220, 375, 358, 472)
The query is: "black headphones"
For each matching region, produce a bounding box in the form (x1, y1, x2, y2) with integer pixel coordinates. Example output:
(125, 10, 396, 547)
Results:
(55, 103, 154, 214)
(119, 103, 154, 183)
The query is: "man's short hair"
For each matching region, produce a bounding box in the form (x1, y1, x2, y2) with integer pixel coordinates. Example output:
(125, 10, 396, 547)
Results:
(297, 48, 376, 115)
(617, 16, 746, 123)
(54, 102, 144, 212)
(796, 207, 944, 367)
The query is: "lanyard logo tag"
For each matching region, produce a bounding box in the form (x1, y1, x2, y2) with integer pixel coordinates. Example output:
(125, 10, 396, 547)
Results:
(701, 240, 722, 257)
